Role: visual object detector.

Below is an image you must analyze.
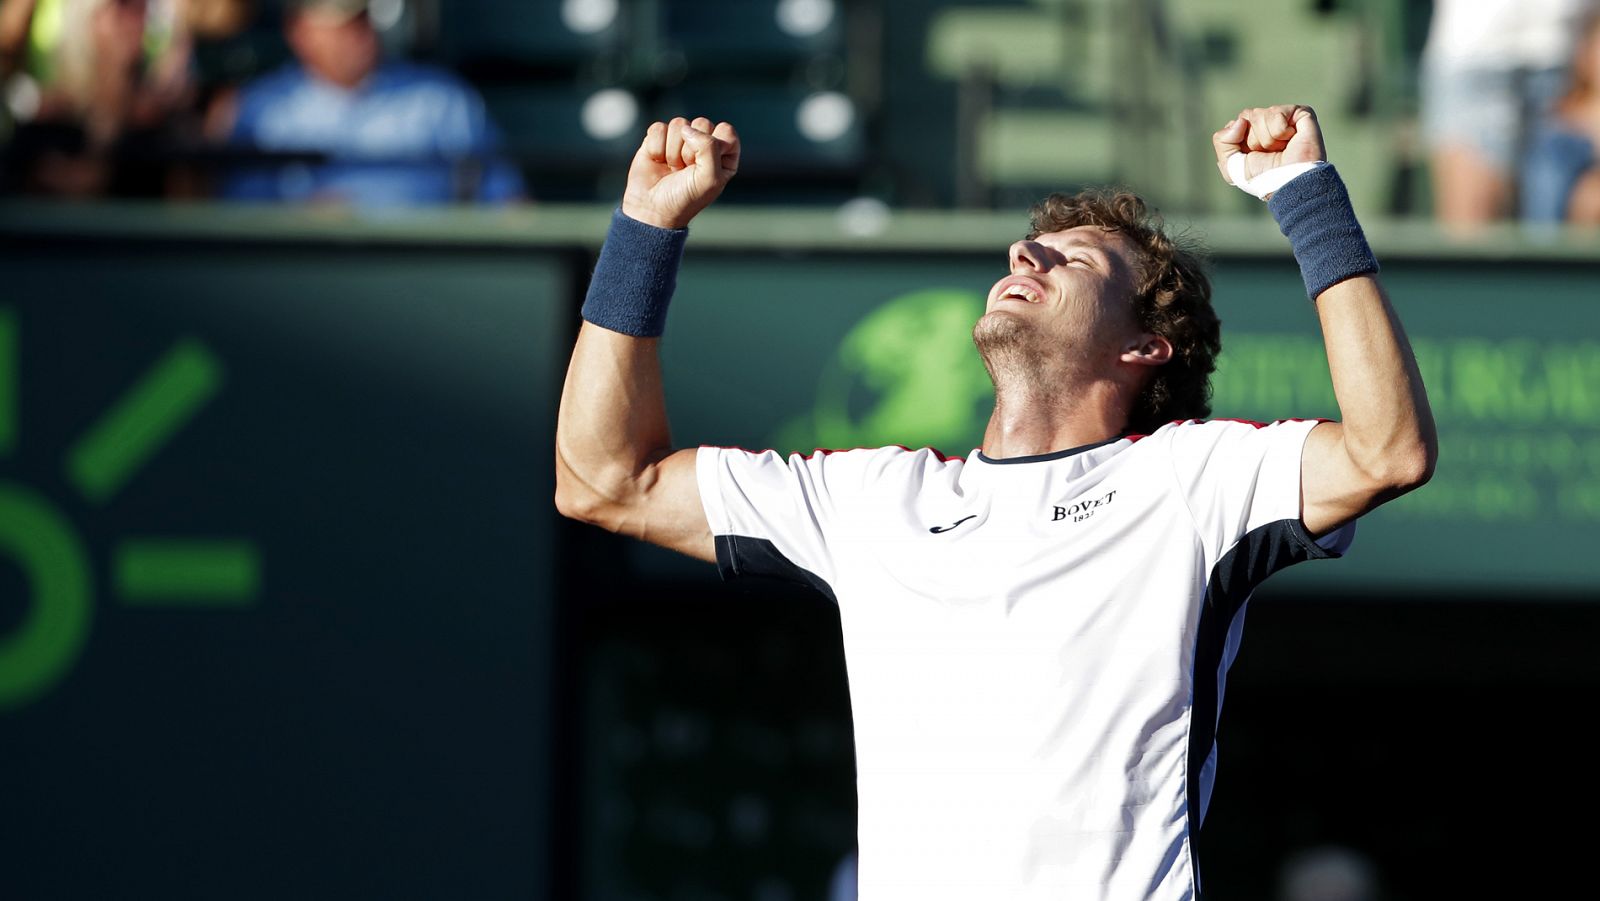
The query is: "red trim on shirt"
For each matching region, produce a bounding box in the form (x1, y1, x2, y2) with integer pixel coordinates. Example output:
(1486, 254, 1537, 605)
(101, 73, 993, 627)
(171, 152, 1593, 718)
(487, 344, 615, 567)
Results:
(1169, 417, 1334, 430)
(702, 421, 1327, 460)
(1122, 416, 1333, 442)
(699, 444, 964, 463)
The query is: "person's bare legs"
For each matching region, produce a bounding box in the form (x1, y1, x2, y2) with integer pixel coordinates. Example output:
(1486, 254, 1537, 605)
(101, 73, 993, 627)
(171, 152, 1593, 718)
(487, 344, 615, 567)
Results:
(1566, 169, 1600, 224)
(1431, 144, 1511, 227)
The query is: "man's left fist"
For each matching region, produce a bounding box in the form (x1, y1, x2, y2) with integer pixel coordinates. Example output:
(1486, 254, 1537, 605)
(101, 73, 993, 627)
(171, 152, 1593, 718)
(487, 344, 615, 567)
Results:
(1212, 105, 1326, 186)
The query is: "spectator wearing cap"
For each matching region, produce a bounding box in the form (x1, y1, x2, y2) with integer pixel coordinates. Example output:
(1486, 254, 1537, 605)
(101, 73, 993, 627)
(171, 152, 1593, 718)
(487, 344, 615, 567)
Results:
(218, 0, 525, 206)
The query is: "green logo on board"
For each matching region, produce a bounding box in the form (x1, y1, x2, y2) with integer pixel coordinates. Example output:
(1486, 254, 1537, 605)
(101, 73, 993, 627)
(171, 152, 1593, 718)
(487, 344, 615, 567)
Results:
(0, 308, 262, 710)
(770, 289, 995, 454)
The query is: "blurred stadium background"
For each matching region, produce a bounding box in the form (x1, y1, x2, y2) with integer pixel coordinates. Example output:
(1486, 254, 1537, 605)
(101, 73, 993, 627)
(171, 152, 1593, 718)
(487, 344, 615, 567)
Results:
(2, 0, 1598, 899)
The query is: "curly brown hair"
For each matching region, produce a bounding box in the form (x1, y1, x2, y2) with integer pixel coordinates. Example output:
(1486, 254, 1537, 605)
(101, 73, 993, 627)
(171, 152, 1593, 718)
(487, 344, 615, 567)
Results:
(1027, 188, 1222, 435)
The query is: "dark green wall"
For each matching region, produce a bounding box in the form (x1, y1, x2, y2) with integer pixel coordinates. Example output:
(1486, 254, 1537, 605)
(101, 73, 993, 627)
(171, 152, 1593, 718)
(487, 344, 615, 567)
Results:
(1, 239, 568, 899)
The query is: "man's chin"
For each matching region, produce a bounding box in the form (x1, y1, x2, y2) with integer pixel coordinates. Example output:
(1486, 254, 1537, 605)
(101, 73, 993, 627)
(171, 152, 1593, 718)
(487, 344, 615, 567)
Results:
(973, 309, 1033, 352)
(976, 305, 1031, 326)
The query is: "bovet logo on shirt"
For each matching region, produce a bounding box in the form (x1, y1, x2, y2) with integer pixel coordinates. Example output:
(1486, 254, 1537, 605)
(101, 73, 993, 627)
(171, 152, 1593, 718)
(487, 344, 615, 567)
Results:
(1052, 489, 1117, 523)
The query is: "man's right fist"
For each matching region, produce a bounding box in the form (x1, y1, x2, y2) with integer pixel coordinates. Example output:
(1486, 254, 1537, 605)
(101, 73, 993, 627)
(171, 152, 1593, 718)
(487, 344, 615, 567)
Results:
(621, 117, 740, 230)
(1211, 104, 1325, 188)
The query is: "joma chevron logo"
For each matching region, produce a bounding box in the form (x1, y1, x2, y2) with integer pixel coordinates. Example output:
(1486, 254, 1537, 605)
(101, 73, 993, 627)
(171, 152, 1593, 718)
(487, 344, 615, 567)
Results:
(929, 514, 977, 534)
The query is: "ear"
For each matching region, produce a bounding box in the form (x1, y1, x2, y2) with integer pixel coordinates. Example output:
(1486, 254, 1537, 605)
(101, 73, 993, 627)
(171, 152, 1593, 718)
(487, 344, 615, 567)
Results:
(1120, 333, 1173, 367)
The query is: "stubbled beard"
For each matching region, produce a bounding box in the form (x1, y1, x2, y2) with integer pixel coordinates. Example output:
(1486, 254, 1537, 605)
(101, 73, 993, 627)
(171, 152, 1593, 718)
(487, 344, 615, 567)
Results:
(974, 310, 1050, 385)
(973, 310, 1093, 408)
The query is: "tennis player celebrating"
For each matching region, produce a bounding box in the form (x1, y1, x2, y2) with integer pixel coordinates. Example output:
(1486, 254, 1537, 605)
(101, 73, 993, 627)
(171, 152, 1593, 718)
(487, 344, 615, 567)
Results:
(557, 107, 1435, 900)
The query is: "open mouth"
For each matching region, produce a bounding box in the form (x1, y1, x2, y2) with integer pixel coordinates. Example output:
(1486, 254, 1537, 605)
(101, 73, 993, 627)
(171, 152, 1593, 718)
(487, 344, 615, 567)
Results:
(995, 278, 1045, 305)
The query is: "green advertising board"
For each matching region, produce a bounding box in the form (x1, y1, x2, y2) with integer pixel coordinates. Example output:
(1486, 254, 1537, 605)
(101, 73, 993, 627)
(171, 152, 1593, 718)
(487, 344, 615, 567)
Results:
(659, 251, 1600, 596)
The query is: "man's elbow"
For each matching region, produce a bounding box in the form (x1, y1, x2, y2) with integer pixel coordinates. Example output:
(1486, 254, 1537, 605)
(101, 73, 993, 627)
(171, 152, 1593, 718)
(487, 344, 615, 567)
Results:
(1362, 439, 1437, 495)
(554, 480, 603, 524)
(1391, 447, 1436, 492)
(554, 456, 622, 528)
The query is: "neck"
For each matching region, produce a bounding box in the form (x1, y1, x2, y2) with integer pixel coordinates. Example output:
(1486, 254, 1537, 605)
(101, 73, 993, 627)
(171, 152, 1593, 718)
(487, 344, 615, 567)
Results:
(980, 376, 1134, 460)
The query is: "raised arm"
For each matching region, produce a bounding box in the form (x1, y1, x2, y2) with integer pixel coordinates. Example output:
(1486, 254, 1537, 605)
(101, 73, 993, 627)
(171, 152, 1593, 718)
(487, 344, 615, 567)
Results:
(554, 117, 740, 562)
(1214, 105, 1437, 537)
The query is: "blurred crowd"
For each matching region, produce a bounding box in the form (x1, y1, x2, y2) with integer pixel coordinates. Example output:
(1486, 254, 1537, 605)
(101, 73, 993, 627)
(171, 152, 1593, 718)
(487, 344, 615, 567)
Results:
(1, 0, 1599, 225)
(1422, 0, 1600, 227)
(0, 0, 523, 205)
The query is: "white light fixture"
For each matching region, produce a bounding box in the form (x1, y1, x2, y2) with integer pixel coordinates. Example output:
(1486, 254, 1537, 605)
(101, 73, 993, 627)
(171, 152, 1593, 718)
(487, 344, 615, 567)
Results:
(562, 0, 619, 35)
(369, 0, 405, 32)
(837, 197, 891, 237)
(581, 88, 639, 141)
(775, 0, 834, 37)
(796, 91, 854, 143)
(4, 74, 40, 122)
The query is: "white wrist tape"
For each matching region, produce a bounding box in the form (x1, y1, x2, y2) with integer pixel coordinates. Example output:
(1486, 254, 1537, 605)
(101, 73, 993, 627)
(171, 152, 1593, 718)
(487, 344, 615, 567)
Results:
(1226, 154, 1327, 200)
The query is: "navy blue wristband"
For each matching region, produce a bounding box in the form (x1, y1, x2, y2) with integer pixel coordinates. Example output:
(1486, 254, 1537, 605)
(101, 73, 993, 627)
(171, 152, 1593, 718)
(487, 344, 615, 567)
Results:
(1267, 164, 1379, 300)
(581, 208, 688, 337)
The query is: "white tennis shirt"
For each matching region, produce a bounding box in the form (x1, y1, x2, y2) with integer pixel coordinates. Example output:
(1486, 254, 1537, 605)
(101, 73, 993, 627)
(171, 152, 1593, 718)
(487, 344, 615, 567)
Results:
(696, 418, 1356, 900)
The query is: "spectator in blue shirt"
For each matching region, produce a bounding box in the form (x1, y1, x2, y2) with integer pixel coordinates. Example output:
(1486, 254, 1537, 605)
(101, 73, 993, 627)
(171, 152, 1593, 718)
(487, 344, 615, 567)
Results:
(220, 0, 524, 206)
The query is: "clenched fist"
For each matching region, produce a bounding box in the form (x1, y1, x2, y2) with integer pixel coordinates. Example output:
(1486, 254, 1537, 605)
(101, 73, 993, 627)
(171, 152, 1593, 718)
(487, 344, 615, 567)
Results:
(621, 116, 740, 230)
(1212, 104, 1326, 190)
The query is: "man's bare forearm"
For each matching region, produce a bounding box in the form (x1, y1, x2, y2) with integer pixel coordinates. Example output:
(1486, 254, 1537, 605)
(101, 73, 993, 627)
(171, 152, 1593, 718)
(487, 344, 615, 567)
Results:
(553, 117, 738, 562)
(554, 325, 672, 517)
(1315, 274, 1437, 486)
(1214, 104, 1436, 533)
(555, 316, 716, 563)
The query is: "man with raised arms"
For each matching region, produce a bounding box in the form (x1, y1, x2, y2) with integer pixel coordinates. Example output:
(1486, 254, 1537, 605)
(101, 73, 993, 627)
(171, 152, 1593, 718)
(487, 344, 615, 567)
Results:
(555, 107, 1435, 899)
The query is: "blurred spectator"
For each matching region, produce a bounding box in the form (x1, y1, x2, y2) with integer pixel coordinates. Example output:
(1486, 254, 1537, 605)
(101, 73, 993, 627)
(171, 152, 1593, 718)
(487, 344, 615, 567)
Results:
(162, 1, 285, 198)
(1419, 0, 1596, 227)
(217, 0, 525, 207)
(1522, 13, 1600, 224)
(0, 0, 185, 195)
(0, 0, 35, 81)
